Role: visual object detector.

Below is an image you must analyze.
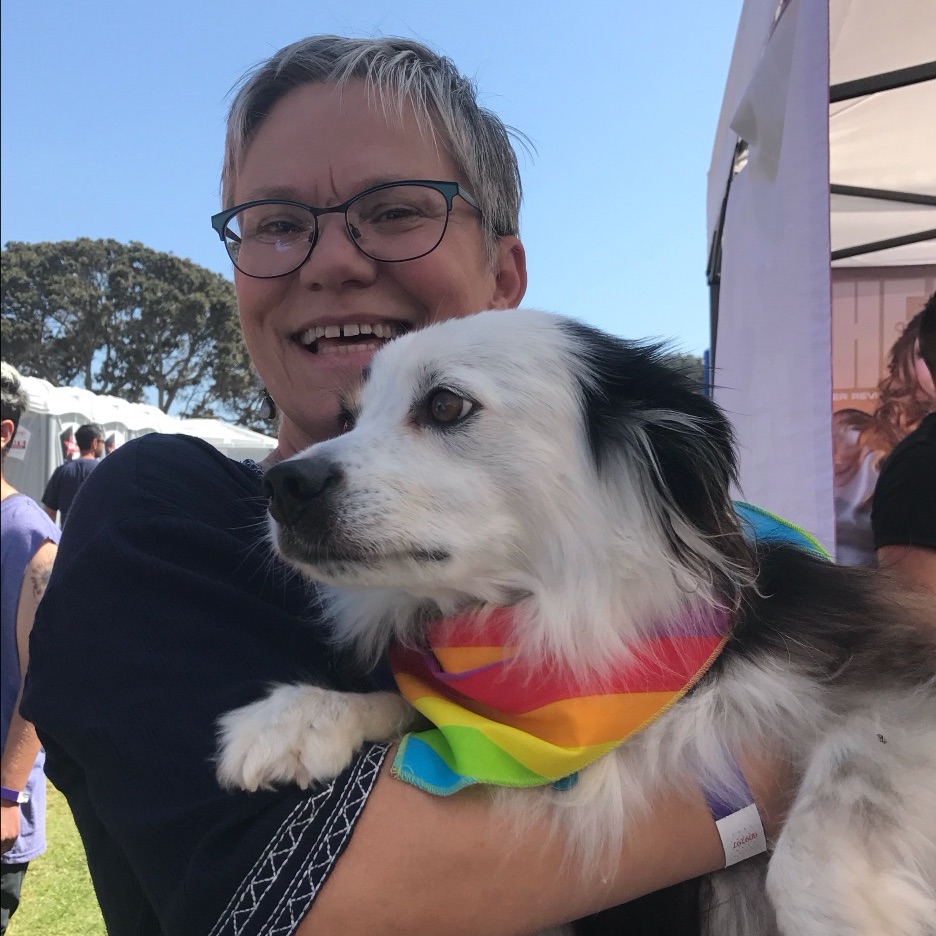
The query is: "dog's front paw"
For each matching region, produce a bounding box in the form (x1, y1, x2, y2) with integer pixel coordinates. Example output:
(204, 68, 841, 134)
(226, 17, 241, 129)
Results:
(215, 684, 412, 792)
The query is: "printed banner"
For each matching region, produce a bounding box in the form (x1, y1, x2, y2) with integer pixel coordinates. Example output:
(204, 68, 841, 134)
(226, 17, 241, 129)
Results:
(7, 425, 30, 461)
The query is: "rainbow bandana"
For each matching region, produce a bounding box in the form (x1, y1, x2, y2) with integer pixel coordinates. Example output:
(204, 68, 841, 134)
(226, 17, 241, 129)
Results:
(390, 605, 731, 795)
(390, 502, 828, 796)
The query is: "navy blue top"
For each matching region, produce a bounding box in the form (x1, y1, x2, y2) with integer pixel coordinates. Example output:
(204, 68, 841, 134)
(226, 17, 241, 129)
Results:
(41, 457, 99, 525)
(22, 434, 387, 936)
(872, 412, 936, 551)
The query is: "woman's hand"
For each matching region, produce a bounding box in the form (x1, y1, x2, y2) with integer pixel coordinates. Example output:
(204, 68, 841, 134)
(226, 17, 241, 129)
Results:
(1, 802, 22, 854)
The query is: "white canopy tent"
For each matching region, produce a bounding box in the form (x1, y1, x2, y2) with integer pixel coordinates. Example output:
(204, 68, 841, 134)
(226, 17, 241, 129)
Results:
(5, 375, 276, 507)
(706, 0, 936, 553)
(172, 417, 280, 463)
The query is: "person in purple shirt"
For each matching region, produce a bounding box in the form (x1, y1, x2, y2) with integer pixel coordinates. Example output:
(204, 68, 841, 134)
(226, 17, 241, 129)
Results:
(1, 362, 59, 933)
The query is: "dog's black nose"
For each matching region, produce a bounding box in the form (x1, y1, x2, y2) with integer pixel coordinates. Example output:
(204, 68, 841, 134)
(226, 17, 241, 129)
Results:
(262, 457, 344, 526)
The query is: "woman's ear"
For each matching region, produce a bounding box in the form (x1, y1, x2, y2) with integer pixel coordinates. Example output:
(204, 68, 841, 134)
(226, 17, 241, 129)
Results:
(488, 237, 527, 310)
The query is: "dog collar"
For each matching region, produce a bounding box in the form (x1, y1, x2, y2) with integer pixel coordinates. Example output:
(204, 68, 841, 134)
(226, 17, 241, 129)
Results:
(390, 605, 730, 796)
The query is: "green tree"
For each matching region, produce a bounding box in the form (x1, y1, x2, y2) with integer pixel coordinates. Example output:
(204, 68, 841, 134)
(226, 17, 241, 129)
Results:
(1, 238, 264, 428)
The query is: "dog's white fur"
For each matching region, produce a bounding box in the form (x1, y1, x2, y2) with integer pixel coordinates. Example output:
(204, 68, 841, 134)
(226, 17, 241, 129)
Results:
(217, 309, 936, 935)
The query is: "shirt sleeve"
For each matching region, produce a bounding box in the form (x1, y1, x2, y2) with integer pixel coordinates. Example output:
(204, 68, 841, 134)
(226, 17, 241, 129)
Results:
(22, 434, 387, 936)
(41, 465, 61, 511)
(871, 428, 936, 551)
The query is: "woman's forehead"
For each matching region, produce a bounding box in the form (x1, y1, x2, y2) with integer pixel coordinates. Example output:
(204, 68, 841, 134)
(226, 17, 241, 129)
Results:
(233, 81, 455, 203)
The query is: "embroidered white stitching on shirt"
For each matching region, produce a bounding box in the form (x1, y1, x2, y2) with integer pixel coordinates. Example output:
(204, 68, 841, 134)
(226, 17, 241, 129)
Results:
(211, 743, 388, 936)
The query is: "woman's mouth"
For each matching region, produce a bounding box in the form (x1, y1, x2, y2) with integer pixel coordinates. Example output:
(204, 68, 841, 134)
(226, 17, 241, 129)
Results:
(294, 321, 408, 355)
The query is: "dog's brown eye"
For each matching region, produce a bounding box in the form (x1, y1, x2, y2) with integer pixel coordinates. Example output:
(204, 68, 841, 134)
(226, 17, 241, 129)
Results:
(337, 405, 357, 433)
(427, 389, 475, 425)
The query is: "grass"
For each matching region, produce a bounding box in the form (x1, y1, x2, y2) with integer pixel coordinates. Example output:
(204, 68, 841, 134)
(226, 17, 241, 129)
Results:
(10, 780, 106, 936)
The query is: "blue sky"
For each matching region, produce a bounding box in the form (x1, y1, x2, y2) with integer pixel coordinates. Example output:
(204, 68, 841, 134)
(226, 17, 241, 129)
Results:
(1, 0, 742, 355)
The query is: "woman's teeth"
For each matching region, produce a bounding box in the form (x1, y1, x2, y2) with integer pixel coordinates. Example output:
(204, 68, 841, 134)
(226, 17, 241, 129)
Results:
(298, 322, 397, 345)
(319, 340, 382, 355)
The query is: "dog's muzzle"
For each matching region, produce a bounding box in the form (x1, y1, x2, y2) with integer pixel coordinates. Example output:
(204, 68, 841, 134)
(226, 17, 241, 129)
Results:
(263, 455, 344, 528)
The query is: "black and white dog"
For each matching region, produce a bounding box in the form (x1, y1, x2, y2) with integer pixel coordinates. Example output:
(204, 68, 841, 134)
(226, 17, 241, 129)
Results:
(218, 309, 936, 936)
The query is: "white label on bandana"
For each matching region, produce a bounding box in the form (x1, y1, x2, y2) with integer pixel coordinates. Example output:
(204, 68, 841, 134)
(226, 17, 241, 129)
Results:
(716, 802, 767, 866)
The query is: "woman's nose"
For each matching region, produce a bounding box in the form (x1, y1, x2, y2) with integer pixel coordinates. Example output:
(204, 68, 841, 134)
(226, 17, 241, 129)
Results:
(297, 213, 377, 289)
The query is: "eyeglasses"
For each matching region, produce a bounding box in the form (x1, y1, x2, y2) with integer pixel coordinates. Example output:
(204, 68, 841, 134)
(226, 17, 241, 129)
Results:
(210, 180, 481, 279)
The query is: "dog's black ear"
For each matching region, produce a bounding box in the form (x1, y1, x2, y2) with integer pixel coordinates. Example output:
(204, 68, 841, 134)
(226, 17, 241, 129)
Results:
(560, 319, 739, 540)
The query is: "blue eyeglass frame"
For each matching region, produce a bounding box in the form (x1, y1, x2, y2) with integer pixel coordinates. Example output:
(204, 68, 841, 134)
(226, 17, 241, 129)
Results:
(210, 179, 481, 277)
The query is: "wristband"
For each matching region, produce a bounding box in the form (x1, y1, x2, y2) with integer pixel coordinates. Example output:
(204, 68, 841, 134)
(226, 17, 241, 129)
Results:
(701, 757, 767, 867)
(0, 786, 29, 805)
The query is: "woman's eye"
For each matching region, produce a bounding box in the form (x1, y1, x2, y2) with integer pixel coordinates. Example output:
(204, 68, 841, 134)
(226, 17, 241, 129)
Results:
(377, 204, 421, 222)
(256, 218, 304, 238)
(353, 189, 439, 226)
(427, 389, 476, 425)
(239, 211, 310, 242)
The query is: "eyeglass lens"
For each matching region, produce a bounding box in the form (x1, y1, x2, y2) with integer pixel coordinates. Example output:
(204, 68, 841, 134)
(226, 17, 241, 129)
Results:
(224, 184, 453, 277)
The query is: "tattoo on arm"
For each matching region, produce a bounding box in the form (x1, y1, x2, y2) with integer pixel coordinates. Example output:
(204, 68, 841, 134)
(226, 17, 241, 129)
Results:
(30, 556, 54, 602)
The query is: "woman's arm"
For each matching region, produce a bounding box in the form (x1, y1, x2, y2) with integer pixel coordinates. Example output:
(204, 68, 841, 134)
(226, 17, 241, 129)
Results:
(876, 545, 936, 593)
(301, 750, 791, 936)
(1, 539, 57, 853)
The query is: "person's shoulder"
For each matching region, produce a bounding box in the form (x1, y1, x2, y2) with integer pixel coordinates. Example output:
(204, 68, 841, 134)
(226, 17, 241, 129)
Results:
(54, 457, 94, 480)
(879, 414, 936, 477)
(46, 460, 68, 481)
(73, 432, 263, 525)
(102, 432, 254, 476)
(916, 411, 936, 442)
(1, 494, 60, 543)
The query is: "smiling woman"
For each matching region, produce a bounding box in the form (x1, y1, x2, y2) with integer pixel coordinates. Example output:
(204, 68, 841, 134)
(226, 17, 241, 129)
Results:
(227, 78, 525, 454)
(19, 34, 790, 936)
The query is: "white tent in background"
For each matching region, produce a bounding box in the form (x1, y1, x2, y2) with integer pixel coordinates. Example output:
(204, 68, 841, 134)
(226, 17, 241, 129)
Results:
(5, 375, 275, 507)
(706, 0, 936, 554)
(174, 418, 281, 463)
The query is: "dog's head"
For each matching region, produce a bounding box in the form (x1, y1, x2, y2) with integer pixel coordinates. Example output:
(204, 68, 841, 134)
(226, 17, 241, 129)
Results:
(264, 309, 750, 663)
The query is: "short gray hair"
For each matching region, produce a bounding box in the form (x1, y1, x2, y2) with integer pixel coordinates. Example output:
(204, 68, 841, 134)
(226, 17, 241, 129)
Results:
(222, 36, 525, 261)
(0, 361, 29, 459)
